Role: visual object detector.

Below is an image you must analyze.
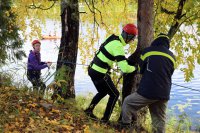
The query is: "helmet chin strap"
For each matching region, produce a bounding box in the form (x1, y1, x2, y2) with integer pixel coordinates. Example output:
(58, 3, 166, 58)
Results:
(126, 37, 131, 43)
(126, 35, 135, 43)
(122, 31, 135, 43)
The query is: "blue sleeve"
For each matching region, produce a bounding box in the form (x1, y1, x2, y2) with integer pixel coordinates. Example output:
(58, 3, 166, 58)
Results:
(40, 62, 46, 65)
(29, 56, 48, 70)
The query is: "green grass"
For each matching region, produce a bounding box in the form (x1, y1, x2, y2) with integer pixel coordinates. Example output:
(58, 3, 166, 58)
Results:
(76, 94, 200, 133)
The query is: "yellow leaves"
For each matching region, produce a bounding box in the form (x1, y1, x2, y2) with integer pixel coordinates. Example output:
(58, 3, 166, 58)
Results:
(57, 80, 67, 87)
(45, 117, 60, 125)
(64, 112, 73, 121)
(1, 86, 95, 133)
(48, 80, 67, 89)
(24, 108, 30, 113)
(19, 118, 24, 122)
(29, 117, 35, 125)
(83, 125, 90, 133)
(4, 123, 18, 132)
(5, 11, 10, 17)
(11, 0, 60, 39)
(27, 103, 37, 108)
(60, 125, 74, 131)
(51, 108, 61, 114)
(4, 86, 16, 91)
(93, 123, 100, 128)
(9, 115, 15, 119)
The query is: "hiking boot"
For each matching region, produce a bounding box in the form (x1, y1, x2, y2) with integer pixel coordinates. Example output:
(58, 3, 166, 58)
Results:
(100, 118, 109, 124)
(84, 109, 98, 120)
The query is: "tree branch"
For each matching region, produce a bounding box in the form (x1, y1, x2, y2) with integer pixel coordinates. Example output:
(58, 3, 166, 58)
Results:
(167, 0, 187, 40)
(84, 0, 109, 30)
(27, 0, 57, 10)
(160, 6, 176, 15)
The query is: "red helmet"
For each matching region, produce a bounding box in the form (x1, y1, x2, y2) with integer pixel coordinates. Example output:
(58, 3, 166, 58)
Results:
(123, 24, 138, 36)
(32, 40, 41, 46)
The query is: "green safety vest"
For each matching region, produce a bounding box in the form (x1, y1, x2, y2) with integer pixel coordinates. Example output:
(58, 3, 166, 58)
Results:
(91, 34, 136, 74)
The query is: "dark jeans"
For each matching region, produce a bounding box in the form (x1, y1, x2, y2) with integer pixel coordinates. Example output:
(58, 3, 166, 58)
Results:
(27, 70, 46, 95)
(88, 68, 119, 121)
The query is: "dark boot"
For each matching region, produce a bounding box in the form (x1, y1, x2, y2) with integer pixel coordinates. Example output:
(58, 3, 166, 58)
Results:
(119, 122, 132, 131)
(100, 117, 109, 124)
(84, 104, 98, 120)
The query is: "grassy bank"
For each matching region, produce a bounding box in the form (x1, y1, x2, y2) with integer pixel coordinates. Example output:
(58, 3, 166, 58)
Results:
(0, 86, 199, 133)
(0, 87, 119, 133)
(76, 95, 200, 133)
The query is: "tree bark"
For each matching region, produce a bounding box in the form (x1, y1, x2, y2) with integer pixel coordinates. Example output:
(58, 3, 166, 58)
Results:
(56, 0, 79, 99)
(122, 0, 154, 128)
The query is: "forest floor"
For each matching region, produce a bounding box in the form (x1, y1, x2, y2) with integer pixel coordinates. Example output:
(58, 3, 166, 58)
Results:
(0, 86, 199, 133)
(0, 86, 129, 133)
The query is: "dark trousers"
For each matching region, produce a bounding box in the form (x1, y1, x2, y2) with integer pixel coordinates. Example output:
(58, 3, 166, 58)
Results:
(88, 68, 119, 121)
(27, 70, 46, 95)
(122, 92, 167, 133)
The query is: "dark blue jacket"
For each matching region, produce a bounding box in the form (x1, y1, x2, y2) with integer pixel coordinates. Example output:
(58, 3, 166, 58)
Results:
(137, 37, 176, 100)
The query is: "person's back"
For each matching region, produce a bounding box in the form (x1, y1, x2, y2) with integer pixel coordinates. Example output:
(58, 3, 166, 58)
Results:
(137, 36, 176, 100)
(121, 34, 176, 133)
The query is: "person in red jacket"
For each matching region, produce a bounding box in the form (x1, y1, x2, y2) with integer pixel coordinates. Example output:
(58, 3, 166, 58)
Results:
(27, 40, 52, 96)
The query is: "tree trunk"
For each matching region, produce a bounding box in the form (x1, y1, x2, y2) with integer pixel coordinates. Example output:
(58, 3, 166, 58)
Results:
(122, 0, 154, 128)
(56, 0, 79, 99)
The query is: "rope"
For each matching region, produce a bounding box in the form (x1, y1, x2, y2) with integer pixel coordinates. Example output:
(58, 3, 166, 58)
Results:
(51, 61, 120, 72)
(52, 61, 89, 67)
(1, 61, 200, 92)
(172, 83, 200, 92)
(44, 71, 57, 83)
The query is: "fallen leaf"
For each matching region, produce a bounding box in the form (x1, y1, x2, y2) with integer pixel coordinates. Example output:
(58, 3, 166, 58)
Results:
(19, 118, 24, 122)
(28, 103, 37, 108)
(9, 115, 15, 119)
(51, 108, 60, 113)
(29, 117, 35, 124)
(64, 113, 72, 120)
(24, 108, 29, 113)
(83, 125, 90, 133)
(60, 125, 74, 130)
(15, 122, 19, 126)
(49, 120, 60, 125)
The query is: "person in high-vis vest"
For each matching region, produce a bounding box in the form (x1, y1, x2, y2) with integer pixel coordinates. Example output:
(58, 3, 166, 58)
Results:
(121, 34, 176, 133)
(84, 24, 138, 123)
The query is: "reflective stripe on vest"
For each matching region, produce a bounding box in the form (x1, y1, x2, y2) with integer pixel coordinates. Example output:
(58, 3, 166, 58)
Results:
(140, 51, 176, 67)
(91, 34, 121, 73)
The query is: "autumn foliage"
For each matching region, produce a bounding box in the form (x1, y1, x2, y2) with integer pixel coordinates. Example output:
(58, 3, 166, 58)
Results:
(0, 87, 123, 133)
